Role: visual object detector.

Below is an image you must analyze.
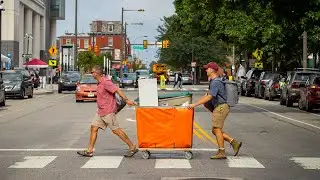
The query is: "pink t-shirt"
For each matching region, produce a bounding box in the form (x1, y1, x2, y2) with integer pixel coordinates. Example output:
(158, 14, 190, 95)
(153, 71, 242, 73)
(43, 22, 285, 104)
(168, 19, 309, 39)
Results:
(96, 76, 118, 116)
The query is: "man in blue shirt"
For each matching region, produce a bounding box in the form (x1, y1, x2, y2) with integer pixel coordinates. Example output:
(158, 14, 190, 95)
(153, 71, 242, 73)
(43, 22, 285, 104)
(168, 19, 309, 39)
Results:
(188, 62, 242, 159)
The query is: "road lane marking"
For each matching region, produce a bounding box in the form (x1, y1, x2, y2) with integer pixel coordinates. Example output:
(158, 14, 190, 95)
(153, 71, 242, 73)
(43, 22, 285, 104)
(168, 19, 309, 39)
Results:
(0, 148, 216, 152)
(245, 104, 320, 131)
(227, 157, 265, 168)
(8, 156, 57, 168)
(290, 157, 320, 169)
(155, 159, 191, 169)
(193, 122, 218, 146)
(81, 156, 123, 168)
(193, 128, 208, 143)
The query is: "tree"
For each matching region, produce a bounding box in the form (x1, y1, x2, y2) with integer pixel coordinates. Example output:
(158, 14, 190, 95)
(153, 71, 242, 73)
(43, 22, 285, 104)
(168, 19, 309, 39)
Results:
(77, 51, 112, 73)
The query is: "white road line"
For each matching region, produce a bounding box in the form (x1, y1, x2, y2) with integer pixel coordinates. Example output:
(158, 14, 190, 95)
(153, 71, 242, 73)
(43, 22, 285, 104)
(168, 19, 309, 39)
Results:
(227, 157, 265, 168)
(81, 156, 123, 168)
(155, 159, 191, 169)
(290, 157, 320, 169)
(8, 156, 57, 168)
(245, 104, 320, 131)
(0, 148, 217, 152)
(126, 118, 136, 122)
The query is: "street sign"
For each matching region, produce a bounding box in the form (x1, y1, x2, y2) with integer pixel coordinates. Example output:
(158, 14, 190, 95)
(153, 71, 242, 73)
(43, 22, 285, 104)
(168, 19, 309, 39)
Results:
(49, 46, 58, 57)
(255, 62, 263, 69)
(191, 62, 197, 67)
(133, 45, 144, 50)
(48, 59, 57, 67)
(252, 49, 263, 61)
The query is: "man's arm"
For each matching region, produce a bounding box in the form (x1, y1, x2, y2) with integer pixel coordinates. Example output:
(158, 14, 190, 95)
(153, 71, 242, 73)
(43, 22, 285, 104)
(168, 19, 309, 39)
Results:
(115, 88, 136, 106)
(193, 94, 213, 107)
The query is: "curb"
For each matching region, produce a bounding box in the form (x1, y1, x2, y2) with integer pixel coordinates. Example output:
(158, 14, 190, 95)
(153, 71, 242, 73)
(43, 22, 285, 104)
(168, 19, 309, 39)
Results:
(33, 90, 54, 95)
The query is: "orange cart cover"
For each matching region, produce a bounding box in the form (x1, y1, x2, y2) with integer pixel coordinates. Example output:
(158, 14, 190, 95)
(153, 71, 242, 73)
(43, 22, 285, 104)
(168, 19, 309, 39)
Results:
(136, 107, 194, 148)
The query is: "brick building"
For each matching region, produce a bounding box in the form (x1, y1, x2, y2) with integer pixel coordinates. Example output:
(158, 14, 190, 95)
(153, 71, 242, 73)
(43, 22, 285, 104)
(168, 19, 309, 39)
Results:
(57, 21, 131, 70)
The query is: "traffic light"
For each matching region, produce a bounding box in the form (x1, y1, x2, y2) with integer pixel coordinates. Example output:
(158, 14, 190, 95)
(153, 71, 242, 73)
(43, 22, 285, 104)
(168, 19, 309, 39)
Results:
(94, 45, 99, 54)
(162, 40, 170, 48)
(88, 45, 92, 51)
(143, 40, 148, 49)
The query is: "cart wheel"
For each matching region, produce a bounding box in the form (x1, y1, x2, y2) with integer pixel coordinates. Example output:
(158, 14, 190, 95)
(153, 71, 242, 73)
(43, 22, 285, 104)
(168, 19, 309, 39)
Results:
(184, 151, 193, 160)
(141, 151, 151, 159)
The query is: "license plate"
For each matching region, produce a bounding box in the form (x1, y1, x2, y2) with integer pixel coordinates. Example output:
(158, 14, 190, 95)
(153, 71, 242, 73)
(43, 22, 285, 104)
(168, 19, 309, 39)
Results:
(88, 93, 94, 97)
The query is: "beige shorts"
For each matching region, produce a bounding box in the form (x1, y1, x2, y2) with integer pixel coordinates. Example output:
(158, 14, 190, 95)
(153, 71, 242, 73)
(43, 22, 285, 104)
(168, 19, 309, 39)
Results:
(91, 113, 120, 130)
(212, 104, 230, 129)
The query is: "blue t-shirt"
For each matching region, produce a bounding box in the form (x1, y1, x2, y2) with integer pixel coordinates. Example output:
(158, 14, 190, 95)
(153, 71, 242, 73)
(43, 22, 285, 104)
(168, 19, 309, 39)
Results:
(209, 78, 227, 106)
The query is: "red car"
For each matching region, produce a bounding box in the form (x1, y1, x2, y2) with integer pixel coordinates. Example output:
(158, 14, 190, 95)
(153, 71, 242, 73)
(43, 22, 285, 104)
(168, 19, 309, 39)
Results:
(75, 74, 97, 102)
(298, 75, 320, 111)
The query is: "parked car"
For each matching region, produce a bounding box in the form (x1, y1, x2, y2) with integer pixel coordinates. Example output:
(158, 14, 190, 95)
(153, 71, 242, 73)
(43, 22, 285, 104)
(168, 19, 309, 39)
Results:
(135, 69, 150, 87)
(298, 75, 320, 111)
(0, 72, 5, 106)
(75, 74, 98, 102)
(254, 71, 272, 98)
(119, 73, 137, 88)
(264, 73, 282, 101)
(241, 68, 264, 96)
(2, 70, 33, 99)
(58, 71, 81, 93)
(280, 69, 320, 107)
(182, 73, 193, 85)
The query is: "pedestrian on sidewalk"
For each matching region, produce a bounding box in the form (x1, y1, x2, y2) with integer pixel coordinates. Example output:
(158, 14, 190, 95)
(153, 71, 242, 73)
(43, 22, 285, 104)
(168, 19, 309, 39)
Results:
(187, 62, 242, 159)
(173, 71, 182, 89)
(77, 65, 138, 158)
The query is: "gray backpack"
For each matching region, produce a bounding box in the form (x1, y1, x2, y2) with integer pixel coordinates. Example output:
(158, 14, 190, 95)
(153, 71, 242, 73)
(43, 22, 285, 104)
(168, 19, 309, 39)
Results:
(213, 79, 239, 107)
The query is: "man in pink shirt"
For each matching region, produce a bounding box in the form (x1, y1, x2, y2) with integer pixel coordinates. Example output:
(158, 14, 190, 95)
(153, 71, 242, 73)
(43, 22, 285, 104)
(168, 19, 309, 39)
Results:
(77, 65, 138, 157)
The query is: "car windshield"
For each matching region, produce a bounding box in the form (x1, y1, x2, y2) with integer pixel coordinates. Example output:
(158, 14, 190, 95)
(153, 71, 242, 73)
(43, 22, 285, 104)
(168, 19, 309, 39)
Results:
(80, 75, 97, 84)
(123, 73, 136, 79)
(3, 73, 22, 81)
(295, 73, 316, 82)
(63, 73, 80, 81)
(136, 71, 149, 76)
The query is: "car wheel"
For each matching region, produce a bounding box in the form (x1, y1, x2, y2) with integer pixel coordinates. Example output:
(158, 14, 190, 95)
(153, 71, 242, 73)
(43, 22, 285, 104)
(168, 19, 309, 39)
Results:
(0, 96, 5, 106)
(28, 88, 34, 98)
(280, 94, 285, 105)
(20, 89, 25, 99)
(286, 95, 293, 107)
(305, 100, 313, 112)
(58, 86, 62, 93)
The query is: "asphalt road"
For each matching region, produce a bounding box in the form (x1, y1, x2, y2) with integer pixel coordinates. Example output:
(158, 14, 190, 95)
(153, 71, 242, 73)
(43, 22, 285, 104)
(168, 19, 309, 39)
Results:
(0, 89, 319, 180)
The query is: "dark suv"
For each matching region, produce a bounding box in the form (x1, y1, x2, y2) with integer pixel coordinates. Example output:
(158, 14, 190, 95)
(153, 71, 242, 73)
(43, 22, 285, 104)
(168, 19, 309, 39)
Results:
(241, 68, 264, 96)
(0, 72, 5, 106)
(280, 68, 320, 107)
(58, 71, 81, 93)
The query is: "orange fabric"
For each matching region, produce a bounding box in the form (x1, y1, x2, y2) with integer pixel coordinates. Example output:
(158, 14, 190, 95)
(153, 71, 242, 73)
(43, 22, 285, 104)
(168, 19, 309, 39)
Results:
(136, 107, 194, 148)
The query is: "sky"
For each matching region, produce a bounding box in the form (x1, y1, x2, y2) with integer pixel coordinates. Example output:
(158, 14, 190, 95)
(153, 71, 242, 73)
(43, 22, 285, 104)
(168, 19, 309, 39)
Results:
(56, 0, 175, 67)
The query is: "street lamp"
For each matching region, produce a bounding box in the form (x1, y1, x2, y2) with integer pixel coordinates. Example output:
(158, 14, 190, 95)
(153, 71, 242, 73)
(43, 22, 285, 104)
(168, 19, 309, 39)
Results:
(0, 0, 5, 70)
(120, 7, 145, 77)
(24, 33, 33, 62)
(74, 0, 78, 71)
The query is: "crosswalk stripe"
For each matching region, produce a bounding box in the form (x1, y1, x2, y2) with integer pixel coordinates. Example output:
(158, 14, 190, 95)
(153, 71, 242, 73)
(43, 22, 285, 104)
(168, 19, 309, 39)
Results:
(290, 157, 320, 169)
(81, 156, 123, 168)
(8, 156, 57, 168)
(227, 157, 265, 168)
(155, 159, 191, 169)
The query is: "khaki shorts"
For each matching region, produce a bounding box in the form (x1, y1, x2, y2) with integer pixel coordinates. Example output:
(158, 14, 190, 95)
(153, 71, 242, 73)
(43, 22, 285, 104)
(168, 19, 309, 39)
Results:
(91, 113, 120, 130)
(212, 104, 230, 129)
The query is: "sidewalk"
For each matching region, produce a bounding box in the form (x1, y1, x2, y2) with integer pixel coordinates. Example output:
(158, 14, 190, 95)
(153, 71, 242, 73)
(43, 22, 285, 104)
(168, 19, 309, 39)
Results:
(33, 84, 58, 95)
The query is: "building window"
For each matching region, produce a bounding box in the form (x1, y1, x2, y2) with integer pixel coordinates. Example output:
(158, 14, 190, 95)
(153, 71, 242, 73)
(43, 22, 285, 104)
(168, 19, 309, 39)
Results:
(107, 24, 114, 32)
(84, 39, 89, 49)
(66, 38, 71, 44)
(77, 39, 80, 47)
(108, 37, 113, 46)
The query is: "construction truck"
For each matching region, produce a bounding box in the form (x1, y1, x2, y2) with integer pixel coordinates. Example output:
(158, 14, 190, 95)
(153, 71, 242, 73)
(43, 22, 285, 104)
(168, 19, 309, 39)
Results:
(152, 63, 169, 83)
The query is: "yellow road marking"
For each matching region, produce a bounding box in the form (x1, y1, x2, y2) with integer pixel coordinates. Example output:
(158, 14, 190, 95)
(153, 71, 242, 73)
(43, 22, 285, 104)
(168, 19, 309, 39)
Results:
(193, 122, 218, 146)
(193, 128, 208, 143)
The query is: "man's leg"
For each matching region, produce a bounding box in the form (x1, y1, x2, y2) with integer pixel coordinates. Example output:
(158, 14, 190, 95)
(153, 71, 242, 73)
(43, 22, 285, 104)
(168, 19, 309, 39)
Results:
(112, 128, 135, 150)
(88, 125, 99, 152)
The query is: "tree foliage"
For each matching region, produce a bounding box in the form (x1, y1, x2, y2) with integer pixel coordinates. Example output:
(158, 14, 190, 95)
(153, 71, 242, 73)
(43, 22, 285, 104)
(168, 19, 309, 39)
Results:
(77, 52, 112, 73)
(157, 0, 320, 71)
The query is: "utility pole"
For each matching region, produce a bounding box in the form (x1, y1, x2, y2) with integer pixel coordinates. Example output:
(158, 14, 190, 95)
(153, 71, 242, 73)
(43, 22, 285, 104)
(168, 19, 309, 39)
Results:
(232, 45, 235, 77)
(303, 31, 308, 70)
(74, 0, 78, 71)
(120, 7, 124, 78)
(0, 1, 5, 70)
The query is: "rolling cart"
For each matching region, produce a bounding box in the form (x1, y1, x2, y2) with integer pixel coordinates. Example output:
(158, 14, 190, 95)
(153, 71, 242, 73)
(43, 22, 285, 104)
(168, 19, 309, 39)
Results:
(135, 106, 194, 160)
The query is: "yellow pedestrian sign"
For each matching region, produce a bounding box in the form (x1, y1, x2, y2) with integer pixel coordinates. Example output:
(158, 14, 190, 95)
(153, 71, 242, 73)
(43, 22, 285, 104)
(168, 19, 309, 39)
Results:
(255, 62, 263, 69)
(49, 46, 58, 57)
(253, 49, 263, 61)
(48, 59, 57, 67)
